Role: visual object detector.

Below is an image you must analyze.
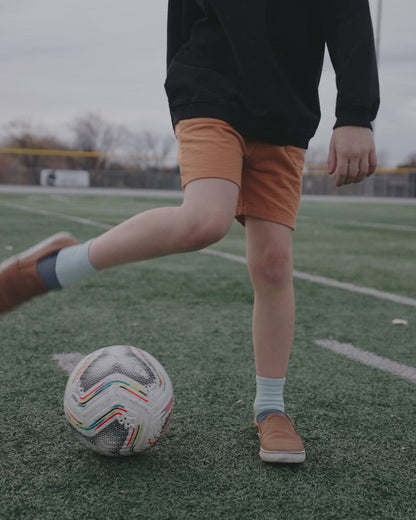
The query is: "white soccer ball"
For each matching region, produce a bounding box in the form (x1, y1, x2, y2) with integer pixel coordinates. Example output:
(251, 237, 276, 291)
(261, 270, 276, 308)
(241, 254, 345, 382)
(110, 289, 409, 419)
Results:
(63, 345, 174, 456)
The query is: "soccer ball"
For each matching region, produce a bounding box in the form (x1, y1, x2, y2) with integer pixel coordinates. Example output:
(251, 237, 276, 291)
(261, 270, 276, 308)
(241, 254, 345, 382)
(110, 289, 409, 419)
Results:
(63, 345, 174, 456)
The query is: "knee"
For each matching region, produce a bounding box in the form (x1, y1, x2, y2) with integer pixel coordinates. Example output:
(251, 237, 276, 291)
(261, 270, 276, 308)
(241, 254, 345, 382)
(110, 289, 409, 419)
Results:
(248, 247, 293, 289)
(180, 213, 232, 251)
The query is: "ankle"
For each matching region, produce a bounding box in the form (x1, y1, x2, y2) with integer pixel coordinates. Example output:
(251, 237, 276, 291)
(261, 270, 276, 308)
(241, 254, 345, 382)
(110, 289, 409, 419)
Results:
(256, 409, 286, 424)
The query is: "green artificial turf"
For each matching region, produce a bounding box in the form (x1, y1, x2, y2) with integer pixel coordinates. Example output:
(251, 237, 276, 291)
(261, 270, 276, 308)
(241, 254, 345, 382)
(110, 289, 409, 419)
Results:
(0, 191, 415, 520)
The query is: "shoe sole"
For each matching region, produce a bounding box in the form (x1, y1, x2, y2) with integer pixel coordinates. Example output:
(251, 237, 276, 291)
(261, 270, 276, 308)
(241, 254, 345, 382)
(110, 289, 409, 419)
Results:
(0, 232, 77, 271)
(259, 448, 306, 464)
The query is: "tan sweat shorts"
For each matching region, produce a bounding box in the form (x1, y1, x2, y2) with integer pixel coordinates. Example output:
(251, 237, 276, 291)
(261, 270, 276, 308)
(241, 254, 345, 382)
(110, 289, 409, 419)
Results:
(175, 118, 305, 229)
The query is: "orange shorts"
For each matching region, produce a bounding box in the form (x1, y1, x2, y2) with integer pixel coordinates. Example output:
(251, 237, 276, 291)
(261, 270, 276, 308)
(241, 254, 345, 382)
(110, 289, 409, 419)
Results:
(175, 118, 305, 229)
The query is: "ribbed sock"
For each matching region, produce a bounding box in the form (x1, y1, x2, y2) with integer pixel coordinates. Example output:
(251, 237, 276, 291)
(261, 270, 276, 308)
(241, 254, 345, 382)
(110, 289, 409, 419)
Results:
(254, 376, 286, 424)
(37, 240, 96, 289)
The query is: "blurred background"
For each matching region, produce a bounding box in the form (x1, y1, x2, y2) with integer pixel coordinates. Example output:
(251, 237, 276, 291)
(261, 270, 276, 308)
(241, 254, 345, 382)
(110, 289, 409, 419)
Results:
(0, 0, 415, 196)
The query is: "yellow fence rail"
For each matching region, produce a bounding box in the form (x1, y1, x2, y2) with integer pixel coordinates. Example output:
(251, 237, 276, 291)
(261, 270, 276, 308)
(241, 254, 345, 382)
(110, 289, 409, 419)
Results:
(305, 163, 414, 175)
(0, 148, 414, 174)
(0, 148, 166, 161)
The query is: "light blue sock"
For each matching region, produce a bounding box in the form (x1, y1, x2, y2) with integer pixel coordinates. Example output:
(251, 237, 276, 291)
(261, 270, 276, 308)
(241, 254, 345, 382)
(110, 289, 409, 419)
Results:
(55, 239, 97, 288)
(254, 376, 286, 422)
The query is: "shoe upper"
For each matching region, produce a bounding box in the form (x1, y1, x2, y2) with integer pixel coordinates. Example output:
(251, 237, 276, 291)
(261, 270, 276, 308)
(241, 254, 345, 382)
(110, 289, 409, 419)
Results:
(255, 412, 304, 453)
(0, 233, 78, 313)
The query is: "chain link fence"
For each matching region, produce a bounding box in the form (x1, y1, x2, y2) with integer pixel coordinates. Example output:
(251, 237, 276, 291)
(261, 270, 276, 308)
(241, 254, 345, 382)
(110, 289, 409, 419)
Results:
(0, 167, 182, 191)
(302, 167, 416, 198)
(0, 165, 415, 197)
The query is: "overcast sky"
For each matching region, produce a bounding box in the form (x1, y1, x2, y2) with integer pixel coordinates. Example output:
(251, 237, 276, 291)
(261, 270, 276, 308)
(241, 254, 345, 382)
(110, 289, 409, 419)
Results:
(1, 0, 415, 166)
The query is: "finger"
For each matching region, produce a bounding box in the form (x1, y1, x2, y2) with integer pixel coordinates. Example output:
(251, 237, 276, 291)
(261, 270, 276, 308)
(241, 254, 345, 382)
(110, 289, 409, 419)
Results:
(345, 158, 360, 185)
(334, 157, 349, 186)
(328, 135, 336, 174)
(354, 158, 368, 183)
(368, 149, 377, 176)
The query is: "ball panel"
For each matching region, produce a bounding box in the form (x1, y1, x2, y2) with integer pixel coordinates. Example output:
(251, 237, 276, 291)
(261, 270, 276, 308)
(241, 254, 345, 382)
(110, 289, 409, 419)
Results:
(78, 347, 158, 392)
(69, 420, 130, 456)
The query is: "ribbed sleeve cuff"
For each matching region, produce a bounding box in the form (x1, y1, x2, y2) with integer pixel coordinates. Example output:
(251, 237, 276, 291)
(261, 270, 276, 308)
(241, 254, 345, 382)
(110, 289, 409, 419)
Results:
(333, 107, 374, 130)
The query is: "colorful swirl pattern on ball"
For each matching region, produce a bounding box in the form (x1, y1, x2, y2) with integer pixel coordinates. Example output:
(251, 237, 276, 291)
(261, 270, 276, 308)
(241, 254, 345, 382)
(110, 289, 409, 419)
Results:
(66, 404, 127, 431)
(126, 424, 143, 452)
(148, 395, 174, 445)
(76, 379, 148, 406)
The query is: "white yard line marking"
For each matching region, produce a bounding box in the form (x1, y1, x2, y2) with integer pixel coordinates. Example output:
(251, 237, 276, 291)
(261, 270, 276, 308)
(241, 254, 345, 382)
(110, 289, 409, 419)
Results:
(51, 352, 84, 374)
(300, 195, 416, 205)
(339, 220, 416, 232)
(2, 200, 416, 307)
(314, 339, 416, 384)
(291, 270, 416, 307)
(298, 215, 416, 232)
(0, 201, 112, 230)
(202, 248, 248, 265)
(202, 248, 416, 307)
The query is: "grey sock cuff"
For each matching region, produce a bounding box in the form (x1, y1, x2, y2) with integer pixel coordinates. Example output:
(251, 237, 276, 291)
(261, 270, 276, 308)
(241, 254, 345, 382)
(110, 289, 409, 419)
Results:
(55, 239, 96, 288)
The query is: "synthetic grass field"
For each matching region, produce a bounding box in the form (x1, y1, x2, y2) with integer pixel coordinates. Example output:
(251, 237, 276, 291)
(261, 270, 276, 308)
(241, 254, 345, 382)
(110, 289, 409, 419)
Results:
(0, 189, 415, 520)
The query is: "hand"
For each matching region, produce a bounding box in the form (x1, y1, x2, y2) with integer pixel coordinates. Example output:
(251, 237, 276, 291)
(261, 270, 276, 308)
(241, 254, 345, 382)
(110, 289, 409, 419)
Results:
(328, 126, 377, 187)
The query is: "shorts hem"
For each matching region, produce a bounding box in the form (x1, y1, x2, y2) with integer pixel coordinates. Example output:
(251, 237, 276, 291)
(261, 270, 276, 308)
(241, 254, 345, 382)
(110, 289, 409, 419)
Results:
(182, 175, 241, 190)
(235, 208, 297, 230)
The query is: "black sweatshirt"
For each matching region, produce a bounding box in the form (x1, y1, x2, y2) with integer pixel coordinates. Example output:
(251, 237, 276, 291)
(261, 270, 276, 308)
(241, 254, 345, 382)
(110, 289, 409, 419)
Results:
(165, 0, 380, 149)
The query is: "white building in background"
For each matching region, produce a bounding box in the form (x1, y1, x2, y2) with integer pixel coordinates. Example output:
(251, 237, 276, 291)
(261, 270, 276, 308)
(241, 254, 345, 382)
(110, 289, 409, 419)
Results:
(40, 169, 90, 187)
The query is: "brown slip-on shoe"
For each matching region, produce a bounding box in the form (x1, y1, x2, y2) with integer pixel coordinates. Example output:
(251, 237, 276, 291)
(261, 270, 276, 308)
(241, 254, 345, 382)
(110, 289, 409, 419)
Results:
(0, 232, 78, 314)
(254, 411, 306, 463)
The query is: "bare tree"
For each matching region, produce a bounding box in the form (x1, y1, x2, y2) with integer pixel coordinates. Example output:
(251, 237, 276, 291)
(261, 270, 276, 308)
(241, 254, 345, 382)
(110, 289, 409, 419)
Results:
(398, 152, 416, 168)
(69, 112, 129, 170)
(1, 119, 67, 168)
(126, 130, 176, 170)
(1, 115, 177, 175)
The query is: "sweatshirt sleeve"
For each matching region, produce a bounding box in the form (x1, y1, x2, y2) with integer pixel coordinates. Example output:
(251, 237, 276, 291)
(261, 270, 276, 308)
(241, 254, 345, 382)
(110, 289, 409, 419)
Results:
(167, 0, 205, 67)
(320, 0, 380, 129)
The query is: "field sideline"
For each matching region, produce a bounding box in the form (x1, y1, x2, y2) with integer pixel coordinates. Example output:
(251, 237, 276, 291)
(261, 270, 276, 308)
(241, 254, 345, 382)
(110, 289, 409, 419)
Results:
(0, 188, 415, 520)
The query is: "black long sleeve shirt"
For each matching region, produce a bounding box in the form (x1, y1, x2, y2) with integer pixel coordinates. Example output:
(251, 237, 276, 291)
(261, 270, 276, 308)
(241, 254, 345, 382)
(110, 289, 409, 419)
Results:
(165, 0, 380, 149)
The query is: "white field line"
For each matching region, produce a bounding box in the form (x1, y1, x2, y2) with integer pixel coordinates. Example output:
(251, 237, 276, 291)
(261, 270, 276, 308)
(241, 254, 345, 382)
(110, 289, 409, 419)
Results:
(300, 195, 416, 205)
(0, 185, 184, 198)
(202, 248, 416, 307)
(298, 215, 416, 233)
(2, 199, 416, 307)
(291, 271, 416, 307)
(314, 339, 416, 384)
(0, 201, 112, 230)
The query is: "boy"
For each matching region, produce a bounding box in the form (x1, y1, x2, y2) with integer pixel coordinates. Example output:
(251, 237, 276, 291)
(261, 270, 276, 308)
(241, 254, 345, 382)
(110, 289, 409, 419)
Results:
(0, 0, 379, 463)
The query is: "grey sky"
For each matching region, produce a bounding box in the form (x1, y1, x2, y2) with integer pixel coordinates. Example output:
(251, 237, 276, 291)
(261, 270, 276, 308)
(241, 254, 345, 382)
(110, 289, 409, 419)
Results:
(1, 0, 415, 166)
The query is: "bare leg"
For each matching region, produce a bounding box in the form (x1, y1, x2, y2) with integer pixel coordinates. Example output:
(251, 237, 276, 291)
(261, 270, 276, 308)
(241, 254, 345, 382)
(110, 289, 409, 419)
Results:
(245, 217, 295, 379)
(89, 178, 240, 269)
